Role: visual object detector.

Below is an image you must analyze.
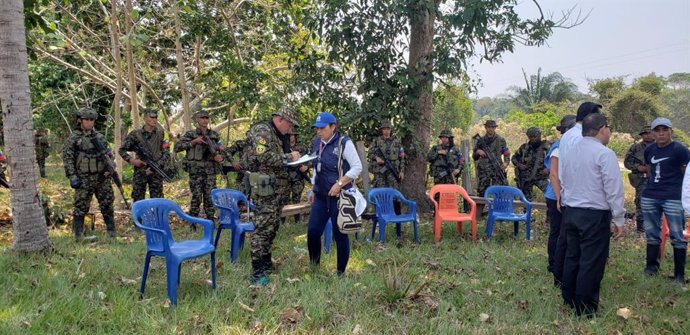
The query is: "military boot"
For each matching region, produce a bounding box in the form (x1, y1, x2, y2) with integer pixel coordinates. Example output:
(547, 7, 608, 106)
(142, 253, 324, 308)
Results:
(104, 215, 116, 238)
(73, 216, 85, 242)
(644, 244, 660, 276)
(672, 248, 686, 285)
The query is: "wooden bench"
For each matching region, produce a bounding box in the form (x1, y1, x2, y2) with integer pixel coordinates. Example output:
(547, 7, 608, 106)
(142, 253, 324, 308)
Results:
(469, 196, 547, 210)
(281, 202, 312, 217)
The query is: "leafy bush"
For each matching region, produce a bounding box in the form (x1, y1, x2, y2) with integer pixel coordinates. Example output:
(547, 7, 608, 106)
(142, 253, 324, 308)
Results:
(608, 132, 635, 157)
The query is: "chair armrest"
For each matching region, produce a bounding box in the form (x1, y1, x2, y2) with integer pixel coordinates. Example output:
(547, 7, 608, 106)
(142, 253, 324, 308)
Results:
(246, 201, 256, 210)
(134, 224, 170, 251)
(426, 192, 439, 210)
(174, 209, 215, 242)
(400, 198, 417, 214)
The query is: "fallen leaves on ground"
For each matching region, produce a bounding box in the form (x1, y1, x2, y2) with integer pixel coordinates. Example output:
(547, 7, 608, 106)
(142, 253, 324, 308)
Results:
(279, 305, 304, 326)
(616, 307, 631, 320)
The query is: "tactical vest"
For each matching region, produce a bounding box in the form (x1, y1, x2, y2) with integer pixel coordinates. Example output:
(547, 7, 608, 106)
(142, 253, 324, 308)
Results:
(185, 129, 219, 163)
(374, 137, 400, 162)
(135, 127, 164, 161)
(430, 144, 457, 178)
(75, 134, 105, 174)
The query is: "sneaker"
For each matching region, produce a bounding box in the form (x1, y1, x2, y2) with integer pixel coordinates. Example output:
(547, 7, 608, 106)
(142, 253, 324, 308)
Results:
(250, 275, 269, 286)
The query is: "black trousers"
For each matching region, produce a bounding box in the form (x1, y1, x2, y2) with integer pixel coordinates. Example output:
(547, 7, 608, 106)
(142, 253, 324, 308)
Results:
(546, 199, 564, 278)
(560, 206, 612, 317)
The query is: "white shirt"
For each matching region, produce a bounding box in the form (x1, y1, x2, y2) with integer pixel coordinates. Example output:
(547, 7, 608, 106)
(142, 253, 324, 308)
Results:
(558, 123, 582, 187)
(560, 137, 626, 227)
(681, 165, 690, 214)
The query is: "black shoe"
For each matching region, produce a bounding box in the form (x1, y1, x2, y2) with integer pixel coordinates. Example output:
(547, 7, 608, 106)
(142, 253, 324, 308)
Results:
(644, 244, 660, 276)
(673, 248, 686, 285)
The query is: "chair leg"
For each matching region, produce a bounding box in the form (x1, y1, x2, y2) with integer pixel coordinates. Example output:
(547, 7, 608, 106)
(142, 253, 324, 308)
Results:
(413, 219, 419, 243)
(471, 219, 477, 242)
(213, 226, 223, 248)
(434, 219, 441, 243)
(513, 221, 519, 238)
(324, 220, 332, 254)
(210, 252, 217, 289)
(371, 218, 377, 240)
(140, 253, 152, 299)
(379, 222, 387, 243)
(486, 217, 495, 239)
(395, 223, 402, 238)
(177, 264, 182, 287)
(231, 230, 241, 263)
(167, 260, 179, 305)
(456, 221, 463, 235)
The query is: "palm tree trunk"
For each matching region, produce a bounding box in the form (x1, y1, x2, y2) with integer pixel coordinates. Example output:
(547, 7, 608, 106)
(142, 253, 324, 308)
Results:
(0, 0, 52, 252)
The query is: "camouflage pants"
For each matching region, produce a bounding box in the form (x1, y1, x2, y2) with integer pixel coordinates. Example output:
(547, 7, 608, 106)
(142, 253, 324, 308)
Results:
(634, 179, 647, 232)
(250, 189, 289, 274)
(288, 180, 305, 204)
(477, 167, 507, 197)
(188, 171, 216, 219)
(519, 178, 549, 201)
(37, 157, 47, 177)
(73, 173, 114, 219)
(131, 167, 164, 202)
(372, 172, 400, 189)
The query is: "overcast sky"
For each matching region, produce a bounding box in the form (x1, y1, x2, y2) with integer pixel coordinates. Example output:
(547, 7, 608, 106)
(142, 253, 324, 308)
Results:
(470, 0, 690, 98)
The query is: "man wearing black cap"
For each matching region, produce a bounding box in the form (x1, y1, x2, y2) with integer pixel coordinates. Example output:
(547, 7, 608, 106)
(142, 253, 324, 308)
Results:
(623, 126, 655, 233)
(427, 129, 464, 185)
(472, 120, 510, 197)
(119, 108, 172, 201)
(640, 117, 690, 285)
(175, 109, 224, 219)
(512, 126, 550, 201)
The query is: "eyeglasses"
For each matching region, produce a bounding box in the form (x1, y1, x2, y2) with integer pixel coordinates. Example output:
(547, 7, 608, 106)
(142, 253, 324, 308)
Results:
(599, 124, 612, 131)
(198, 116, 209, 119)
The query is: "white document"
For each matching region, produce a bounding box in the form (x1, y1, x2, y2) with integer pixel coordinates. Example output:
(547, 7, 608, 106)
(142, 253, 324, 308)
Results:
(285, 154, 317, 166)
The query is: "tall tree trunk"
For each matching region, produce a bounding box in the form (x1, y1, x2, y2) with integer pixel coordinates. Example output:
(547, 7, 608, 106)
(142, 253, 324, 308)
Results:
(0, 0, 52, 252)
(109, 0, 125, 208)
(401, 0, 437, 213)
(172, 0, 192, 131)
(124, 0, 140, 128)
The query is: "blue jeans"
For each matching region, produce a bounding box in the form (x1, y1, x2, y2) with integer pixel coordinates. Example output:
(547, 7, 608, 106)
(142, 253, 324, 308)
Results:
(307, 194, 350, 273)
(641, 197, 687, 250)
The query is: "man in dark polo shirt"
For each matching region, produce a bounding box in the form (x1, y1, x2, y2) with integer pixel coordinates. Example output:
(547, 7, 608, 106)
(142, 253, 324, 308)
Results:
(641, 117, 690, 285)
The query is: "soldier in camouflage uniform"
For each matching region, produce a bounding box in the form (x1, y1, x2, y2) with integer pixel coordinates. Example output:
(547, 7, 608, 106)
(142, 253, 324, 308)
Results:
(175, 110, 224, 219)
(286, 131, 310, 223)
(369, 120, 405, 188)
(224, 138, 250, 195)
(0, 150, 7, 188)
(624, 125, 655, 233)
(243, 105, 301, 285)
(118, 108, 172, 201)
(473, 120, 510, 197)
(511, 127, 551, 201)
(35, 128, 50, 178)
(62, 108, 116, 241)
(427, 130, 465, 185)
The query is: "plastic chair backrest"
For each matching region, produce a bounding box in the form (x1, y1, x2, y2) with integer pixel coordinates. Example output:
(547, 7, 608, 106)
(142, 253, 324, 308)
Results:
(484, 186, 525, 213)
(367, 188, 403, 216)
(211, 189, 249, 224)
(429, 184, 471, 213)
(132, 199, 178, 252)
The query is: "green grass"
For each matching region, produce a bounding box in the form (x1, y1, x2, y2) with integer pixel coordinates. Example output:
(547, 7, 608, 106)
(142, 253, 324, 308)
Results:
(1, 160, 689, 334)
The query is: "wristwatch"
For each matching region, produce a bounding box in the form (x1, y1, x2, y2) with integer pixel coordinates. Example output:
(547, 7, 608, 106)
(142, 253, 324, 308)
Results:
(337, 180, 343, 187)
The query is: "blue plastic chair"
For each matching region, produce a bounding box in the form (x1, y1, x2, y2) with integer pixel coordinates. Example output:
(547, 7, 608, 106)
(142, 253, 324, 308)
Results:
(132, 199, 216, 305)
(484, 185, 532, 240)
(367, 188, 419, 243)
(211, 189, 256, 263)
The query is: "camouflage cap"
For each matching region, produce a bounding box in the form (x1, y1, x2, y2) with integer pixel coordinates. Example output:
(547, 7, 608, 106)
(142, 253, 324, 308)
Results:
(272, 105, 300, 127)
(484, 120, 498, 127)
(438, 129, 453, 138)
(526, 126, 541, 137)
(194, 110, 209, 119)
(142, 108, 158, 117)
(379, 120, 392, 128)
(77, 107, 98, 119)
(639, 125, 652, 135)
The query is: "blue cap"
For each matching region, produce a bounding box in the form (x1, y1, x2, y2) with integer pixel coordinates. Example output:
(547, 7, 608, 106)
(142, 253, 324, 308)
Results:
(651, 117, 672, 129)
(312, 112, 337, 128)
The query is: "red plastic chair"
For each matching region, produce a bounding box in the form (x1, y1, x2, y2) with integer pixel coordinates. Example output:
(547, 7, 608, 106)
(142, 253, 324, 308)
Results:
(428, 184, 477, 242)
(660, 215, 690, 259)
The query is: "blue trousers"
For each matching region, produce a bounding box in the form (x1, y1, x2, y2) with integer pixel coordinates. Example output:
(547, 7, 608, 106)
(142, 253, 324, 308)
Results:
(641, 197, 687, 249)
(307, 194, 350, 273)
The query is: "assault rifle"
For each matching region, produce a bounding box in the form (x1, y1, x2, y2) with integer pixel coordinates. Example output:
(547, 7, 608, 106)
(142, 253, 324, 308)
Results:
(133, 142, 172, 182)
(374, 147, 402, 183)
(0, 174, 8, 188)
(92, 137, 130, 208)
(515, 147, 540, 189)
(472, 134, 508, 185)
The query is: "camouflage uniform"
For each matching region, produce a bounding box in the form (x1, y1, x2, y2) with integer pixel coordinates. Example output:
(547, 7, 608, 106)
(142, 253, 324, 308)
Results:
(35, 129, 50, 178)
(369, 122, 405, 189)
(224, 139, 251, 196)
(624, 126, 654, 232)
(473, 121, 510, 196)
(427, 130, 465, 185)
(0, 150, 7, 187)
(243, 106, 298, 282)
(62, 108, 116, 240)
(175, 111, 223, 219)
(118, 120, 171, 201)
(511, 127, 550, 201)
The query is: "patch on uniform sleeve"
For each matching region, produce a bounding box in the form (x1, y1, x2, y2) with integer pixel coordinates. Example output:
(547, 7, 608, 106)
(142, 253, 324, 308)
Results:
(255, 145, 267, 154)
(502, 147, 510, 155)
(258, 137, 267, 145)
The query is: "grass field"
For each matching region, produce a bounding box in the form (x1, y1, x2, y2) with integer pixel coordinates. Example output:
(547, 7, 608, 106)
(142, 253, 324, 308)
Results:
(1, 161, 688, 334)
